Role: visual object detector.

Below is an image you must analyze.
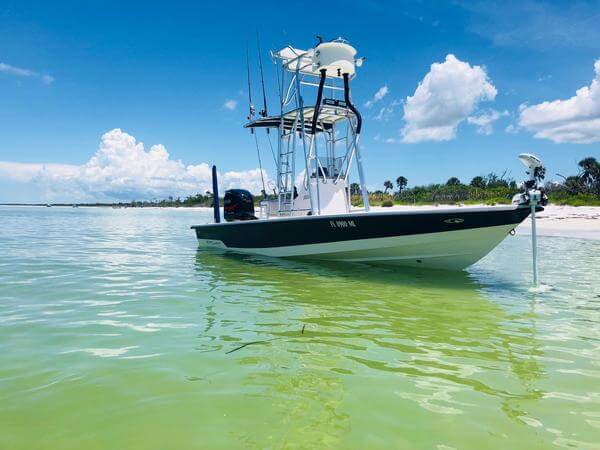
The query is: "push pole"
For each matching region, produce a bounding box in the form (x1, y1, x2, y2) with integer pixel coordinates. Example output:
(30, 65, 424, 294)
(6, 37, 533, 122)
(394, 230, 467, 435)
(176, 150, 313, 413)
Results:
(212, 165, 220, 224)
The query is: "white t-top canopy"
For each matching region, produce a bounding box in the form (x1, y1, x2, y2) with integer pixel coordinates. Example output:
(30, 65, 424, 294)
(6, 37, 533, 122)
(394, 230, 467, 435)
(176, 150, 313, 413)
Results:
(276, 40, 358, 78)
(276, 46, 316, 75)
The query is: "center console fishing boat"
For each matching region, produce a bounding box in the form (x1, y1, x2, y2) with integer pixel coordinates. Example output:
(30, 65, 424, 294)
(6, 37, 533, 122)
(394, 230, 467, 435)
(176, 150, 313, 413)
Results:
(192, 37, 546, 271)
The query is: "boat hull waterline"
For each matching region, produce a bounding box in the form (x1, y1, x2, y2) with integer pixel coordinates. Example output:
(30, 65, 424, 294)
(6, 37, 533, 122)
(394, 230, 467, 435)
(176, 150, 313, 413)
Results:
(192, 206, 535, 270)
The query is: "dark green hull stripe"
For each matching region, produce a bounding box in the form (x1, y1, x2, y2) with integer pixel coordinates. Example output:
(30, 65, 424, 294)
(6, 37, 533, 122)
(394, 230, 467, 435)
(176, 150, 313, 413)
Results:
(192, 207, 532, 249)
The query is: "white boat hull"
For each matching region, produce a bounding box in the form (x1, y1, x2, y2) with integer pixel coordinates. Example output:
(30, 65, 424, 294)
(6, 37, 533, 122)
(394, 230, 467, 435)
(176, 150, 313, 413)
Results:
(198, 223, 516, 270)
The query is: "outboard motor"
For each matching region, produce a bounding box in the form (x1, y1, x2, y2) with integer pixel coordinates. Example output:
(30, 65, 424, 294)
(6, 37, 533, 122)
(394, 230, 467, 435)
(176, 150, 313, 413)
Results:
(223, 189, 257, 222)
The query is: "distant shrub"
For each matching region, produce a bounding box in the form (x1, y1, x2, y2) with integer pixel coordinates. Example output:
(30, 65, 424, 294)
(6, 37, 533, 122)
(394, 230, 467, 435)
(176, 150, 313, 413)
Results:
(485, 197, 511, 206)
(547, 193, 600, 206)
(381, 199, 394, 207)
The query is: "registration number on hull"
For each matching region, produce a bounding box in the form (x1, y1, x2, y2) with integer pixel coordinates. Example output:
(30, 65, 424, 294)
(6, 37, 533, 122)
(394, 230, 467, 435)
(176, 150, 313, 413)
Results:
(329, 220, 356, 228)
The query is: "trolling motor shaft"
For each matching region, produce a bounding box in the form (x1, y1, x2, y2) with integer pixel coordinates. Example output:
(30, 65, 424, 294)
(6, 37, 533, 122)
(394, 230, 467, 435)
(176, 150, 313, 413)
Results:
(513, 153, 548, 286)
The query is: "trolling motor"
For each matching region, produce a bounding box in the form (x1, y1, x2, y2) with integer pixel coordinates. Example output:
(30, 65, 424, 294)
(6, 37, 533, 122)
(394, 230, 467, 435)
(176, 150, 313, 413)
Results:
(512, 153, 548, 286)
(513, 154, 548, 207)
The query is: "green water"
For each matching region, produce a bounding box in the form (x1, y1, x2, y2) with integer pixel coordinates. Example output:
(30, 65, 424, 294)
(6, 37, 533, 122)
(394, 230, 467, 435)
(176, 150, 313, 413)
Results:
(0, 206, 599, 449)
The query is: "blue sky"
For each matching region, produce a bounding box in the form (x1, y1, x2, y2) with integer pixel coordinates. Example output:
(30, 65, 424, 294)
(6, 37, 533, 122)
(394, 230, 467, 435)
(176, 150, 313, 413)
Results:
(0, 0, 599, 202)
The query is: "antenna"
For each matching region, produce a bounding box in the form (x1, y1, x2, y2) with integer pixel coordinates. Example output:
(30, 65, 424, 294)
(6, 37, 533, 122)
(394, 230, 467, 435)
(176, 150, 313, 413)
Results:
(245, 42, 255, 121)
(256, 31, 268, 117)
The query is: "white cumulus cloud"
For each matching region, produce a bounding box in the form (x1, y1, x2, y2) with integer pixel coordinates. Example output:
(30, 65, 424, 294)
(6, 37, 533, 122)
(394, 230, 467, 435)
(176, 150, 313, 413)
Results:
(467, 109, 509, 135)
(401, 54, 497, 143)
(518, 58, 600, 144)
(0, 62, 54, 84)
(365, 85, 389, 108)
(223, 99, 238, 110)
(0, 129, 268, 202)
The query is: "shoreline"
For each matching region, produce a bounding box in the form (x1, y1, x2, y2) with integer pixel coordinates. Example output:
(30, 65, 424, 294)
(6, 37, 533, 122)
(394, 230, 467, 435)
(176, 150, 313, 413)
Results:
(2, 203, 598, 240)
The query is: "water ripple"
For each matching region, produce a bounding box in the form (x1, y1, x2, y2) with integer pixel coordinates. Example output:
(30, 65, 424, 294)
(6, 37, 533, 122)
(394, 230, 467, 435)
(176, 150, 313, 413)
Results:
(1, 206, 599, 449)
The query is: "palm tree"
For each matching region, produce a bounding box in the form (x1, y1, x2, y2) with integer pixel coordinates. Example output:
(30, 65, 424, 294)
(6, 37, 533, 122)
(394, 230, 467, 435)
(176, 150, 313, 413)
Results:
(396, 176, 408, 193)
(470, 176, 486, 189)
(383, 180, 393, 194)
(578, 157, 600, 192)
(565, 176, 585, 195)
(350, 182, 361, 196)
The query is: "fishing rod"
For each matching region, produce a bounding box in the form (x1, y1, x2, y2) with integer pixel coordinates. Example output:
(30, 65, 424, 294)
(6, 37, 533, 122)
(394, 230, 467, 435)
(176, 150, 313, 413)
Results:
(247, 38, 266, 197)
(256, 31, 268, 118)
(245, 42, 255, 121)
(253, 132, 267, 198)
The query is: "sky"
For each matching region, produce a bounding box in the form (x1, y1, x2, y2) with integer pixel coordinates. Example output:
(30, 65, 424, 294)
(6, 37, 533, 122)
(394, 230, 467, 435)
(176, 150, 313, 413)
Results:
(0, 0, 599, 202)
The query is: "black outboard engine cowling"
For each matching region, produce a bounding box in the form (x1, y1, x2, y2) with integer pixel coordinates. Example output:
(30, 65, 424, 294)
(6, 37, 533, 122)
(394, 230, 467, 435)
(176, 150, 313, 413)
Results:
(223, 189, 257, 222)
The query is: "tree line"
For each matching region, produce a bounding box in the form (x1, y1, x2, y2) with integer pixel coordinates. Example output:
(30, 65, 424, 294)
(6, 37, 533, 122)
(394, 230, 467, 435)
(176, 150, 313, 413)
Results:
(351, 156, 600, 206)
(103, 193, 215, 208)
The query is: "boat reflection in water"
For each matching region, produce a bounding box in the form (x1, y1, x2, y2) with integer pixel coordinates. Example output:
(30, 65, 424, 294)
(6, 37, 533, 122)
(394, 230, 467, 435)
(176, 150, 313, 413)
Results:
(193, 248, 545, 448)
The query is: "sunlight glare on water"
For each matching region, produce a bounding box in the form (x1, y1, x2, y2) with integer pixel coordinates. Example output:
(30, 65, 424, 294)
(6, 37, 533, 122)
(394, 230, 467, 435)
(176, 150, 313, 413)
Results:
(0, 206, 599, 449)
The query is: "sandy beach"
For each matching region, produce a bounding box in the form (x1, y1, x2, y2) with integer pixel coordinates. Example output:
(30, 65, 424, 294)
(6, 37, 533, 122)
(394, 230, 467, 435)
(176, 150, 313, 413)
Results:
(517, 204, 600, 240)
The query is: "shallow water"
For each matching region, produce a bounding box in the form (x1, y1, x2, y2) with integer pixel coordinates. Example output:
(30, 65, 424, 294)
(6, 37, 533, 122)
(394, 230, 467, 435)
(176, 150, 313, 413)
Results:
(0, 206, 599, 449)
